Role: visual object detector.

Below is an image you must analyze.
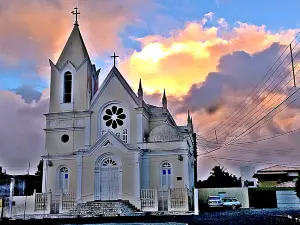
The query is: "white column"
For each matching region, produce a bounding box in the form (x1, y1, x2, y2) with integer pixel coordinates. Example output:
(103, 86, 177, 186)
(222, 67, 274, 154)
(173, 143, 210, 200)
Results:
(135, 152, 141, 199)
(137, 112, 143, 144)
(42, 160, 47, 193)
(84, 116, 91, 147)
(194, 188, 199, 215)
(76, 155, 83, 202)
(183, 154, 190, 189)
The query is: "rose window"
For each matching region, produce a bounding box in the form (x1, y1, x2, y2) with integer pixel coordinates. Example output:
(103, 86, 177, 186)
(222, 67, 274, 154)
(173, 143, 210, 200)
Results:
(103, 106, 126, 129)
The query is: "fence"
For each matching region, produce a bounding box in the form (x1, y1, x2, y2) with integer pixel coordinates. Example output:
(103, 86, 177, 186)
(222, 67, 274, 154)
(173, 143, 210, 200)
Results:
(34, 193, 48, 211)
(60, 192, 75, 213)
(141, 188, 189, 212)
(141, 189, 158, 211)
(168, 188, 189, 211)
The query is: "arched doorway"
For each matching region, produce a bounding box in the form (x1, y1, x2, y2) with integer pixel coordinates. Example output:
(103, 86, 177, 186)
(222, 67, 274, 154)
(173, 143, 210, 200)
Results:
(95, 157, 120, 200)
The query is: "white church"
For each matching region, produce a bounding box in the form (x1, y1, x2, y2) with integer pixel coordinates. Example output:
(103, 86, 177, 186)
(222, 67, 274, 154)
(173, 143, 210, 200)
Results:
(5, 10, 197, 217)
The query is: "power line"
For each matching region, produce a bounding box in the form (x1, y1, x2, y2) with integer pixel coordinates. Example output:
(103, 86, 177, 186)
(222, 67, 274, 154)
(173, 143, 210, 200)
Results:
(200, 75, 300, 155)
(201, 33, 300, 139)
(206, 49, 300, 143)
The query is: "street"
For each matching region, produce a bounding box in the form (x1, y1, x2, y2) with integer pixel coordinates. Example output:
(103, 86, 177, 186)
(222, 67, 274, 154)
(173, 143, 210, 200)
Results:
(1, 208, 300, 225)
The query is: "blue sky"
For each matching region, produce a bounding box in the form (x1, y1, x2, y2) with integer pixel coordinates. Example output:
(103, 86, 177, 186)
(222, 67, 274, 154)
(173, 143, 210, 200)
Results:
(1, 0, 299, 93)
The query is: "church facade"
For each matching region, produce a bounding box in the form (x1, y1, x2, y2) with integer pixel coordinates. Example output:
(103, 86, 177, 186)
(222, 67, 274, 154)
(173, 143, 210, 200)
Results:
(41, 20, 196, 211)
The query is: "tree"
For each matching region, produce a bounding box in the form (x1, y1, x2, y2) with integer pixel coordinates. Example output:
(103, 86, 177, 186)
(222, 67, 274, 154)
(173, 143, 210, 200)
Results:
(34, 159, 43, 193)
(35, 159, 43, 177)
(295, 177, 300, 198)
(197, 166, 242, 188)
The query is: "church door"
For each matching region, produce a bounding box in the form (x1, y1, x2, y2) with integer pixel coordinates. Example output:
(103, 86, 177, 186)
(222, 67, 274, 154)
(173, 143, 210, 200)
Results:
(95, 157, 119, 200)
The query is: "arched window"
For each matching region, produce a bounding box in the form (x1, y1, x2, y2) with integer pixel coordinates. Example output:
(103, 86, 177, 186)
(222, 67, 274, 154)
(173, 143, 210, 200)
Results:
(59, 167, 69, 193)
(161, 162, 172, 189)
(63, 71, 72, 103)
(101, 158, 118, 167)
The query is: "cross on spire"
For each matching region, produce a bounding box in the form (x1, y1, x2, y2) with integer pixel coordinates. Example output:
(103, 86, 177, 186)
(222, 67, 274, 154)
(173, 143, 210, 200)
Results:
(71, 7, 80, 26)
(110, 52, 119, 67)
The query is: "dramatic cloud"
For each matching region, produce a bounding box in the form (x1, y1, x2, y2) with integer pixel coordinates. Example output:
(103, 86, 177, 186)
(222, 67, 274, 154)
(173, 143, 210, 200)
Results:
(12, 85, 42, 103)
(0, 90, 48, 174)
(121, 16, 297, 95)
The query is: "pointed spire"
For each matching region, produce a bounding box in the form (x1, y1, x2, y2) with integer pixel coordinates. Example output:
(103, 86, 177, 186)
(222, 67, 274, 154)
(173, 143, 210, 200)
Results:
(187, 110, 191, 124)
(138, 78, 143, 107)
(162, 88, 167, 109)
(56, 22, 90, 69)
(138, 78, 143, 95)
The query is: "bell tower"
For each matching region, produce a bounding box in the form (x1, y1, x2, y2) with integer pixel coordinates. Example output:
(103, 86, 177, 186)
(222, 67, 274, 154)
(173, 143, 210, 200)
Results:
(48, 8, 99, 113)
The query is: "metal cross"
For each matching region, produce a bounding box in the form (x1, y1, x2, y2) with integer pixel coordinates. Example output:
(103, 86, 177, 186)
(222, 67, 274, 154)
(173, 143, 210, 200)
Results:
(110, 52, 119, 66)
(71, 7, 80, 25)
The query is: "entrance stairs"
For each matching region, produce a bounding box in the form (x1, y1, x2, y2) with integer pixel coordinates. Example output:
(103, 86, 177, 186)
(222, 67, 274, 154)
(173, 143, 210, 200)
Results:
(66, 200, 145, 217)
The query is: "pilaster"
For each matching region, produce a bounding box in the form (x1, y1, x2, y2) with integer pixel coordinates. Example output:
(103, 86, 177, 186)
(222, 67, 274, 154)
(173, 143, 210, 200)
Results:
(135, 152, 141, 199)
(76, 155, 83, 202)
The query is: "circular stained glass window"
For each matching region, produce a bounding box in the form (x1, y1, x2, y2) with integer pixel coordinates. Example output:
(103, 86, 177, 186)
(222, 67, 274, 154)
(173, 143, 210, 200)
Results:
(103, 106, 126, 129)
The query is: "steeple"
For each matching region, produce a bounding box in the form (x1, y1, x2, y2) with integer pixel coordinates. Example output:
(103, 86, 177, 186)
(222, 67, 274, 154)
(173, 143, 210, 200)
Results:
(56, 10, 89, 69)
(162, 88, 167, 109)
(138, 78, 143, 107)
(187, 110, 191, 124)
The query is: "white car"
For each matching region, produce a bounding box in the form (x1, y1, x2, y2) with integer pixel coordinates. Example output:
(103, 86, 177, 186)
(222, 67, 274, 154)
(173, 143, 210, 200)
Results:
(207, 196, 223, 208)
(222, 197, 242, 209)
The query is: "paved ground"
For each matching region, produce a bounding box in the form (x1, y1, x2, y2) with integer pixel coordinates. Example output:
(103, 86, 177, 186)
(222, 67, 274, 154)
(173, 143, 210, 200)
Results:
(2, 208, 300, 225)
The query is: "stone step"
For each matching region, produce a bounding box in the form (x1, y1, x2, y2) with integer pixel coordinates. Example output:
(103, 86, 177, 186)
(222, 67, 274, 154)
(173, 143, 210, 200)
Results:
(64, 200, 139, 217)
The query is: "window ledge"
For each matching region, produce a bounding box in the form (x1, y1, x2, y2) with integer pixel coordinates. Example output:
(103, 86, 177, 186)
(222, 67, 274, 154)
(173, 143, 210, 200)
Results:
(60, 103, 74, 111)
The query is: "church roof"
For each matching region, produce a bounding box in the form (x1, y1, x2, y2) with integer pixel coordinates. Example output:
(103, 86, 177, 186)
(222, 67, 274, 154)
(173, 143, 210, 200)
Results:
(148, 123, 182, 142)
(91, 66, 141, 108)
(56, 25, 90, 69)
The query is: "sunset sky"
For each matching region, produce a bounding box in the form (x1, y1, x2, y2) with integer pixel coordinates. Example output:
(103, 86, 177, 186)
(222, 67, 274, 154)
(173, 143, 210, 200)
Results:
(1, 0, 300, 179)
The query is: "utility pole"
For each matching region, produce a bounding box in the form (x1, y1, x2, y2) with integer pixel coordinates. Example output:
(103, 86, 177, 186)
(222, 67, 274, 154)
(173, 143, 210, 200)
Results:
(9, 178, 15, 218)
(193, 132, 199, 215)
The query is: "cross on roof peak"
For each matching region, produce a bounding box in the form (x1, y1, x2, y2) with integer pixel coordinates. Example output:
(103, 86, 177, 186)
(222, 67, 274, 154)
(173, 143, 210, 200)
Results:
(110, 52, 119, 67)
(71, 7, 80, 26)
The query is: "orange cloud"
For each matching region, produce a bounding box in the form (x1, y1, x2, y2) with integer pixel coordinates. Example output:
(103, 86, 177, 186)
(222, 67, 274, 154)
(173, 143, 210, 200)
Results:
(0, 0, 155, 80)
(121, 17, 298, 96)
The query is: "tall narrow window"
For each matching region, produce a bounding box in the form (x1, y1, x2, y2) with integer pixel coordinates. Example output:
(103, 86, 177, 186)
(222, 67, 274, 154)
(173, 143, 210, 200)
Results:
(64, 71, 72, 103)
(59, 167, 69, 193)
(161, 162, 171, 189)
(122, 129, 128, 143)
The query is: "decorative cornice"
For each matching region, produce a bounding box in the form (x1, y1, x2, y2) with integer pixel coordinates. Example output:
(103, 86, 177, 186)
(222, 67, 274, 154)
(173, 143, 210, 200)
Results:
(44, 127, 84, 132)
(75, 130, 138, 156)
(44, 110, 92, 117)
(59, 58, 90, 73)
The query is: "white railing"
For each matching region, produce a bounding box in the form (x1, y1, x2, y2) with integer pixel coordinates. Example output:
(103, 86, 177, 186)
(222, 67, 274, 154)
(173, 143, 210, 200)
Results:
(60, 192, 75, 213)
(141, 189, 158, 211)
(35, 193, 48, 211)
(168, 188, 189, 211)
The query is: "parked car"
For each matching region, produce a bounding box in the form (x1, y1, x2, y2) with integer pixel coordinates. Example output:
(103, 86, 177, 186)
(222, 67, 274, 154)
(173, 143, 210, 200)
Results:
(207, 196, 223, 208)
(222, 197, 242, 209)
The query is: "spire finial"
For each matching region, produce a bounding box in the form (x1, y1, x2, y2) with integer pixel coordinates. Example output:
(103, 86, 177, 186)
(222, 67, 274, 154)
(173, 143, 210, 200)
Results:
(187, 110, 191, 124)
(138, 78, 143, 107)
(162, 88, 167, 108)
(71, 7, 80, 26)
(138, 78, 143, 96)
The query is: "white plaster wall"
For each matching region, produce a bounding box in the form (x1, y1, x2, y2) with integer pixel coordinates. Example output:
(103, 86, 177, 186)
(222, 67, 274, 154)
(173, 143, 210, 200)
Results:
(198, 188, 250, 208)
(81, 146, 139, 207)
(147, 154, 185, 189)
(44, 159, 77, 195)
(90, 75, 139, 146)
